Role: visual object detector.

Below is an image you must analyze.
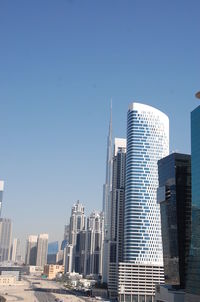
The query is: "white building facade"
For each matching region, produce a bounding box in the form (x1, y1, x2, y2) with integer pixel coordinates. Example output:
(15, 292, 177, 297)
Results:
(118, 103, 169, 302)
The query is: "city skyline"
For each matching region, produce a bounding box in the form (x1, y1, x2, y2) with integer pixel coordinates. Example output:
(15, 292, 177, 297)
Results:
(0, 0, 200, 247)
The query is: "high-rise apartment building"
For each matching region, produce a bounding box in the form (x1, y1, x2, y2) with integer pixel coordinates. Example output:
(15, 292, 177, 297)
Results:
(186, 105, 200, 302)
(64, 244, 73, 273)
(36, 233, 48, 267)
(64, 201, 85, 273)
(118, 103, 169, 302)
(108, 138, 126, 299)
(25, 235, 38, 265)
(84, 211, 104, 276)
(157, 153, 191, 288)
(64, 202, 104, 277)
(11, 238, 21, 263)
(69, 201, 85, 247)
(0, 181, 4, 217)
(0, 218, 12, 263)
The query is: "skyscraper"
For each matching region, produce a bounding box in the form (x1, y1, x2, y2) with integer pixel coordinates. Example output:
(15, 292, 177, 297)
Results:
(0, 218, 12, 263)
(102, 102, 113, 283)
(11, 238, 21, 263)
(65, 200, 85, 273)
(36, 233, 48, 267)
(25, 235, 38, 265)
(47, 241, 59, 264)
(157, 153, 191, 289)
(84, 211, 104, 276)
(108, 138, 126, 299)
(69, 201, 85, 247)
(118, 103, 169, 302)
(0, 181, 4, 217)
(186, 105, 200, 302)
(103, 101, 113, 237)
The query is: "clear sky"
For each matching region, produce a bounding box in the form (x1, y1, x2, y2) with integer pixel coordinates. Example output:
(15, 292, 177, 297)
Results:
(0, 0, 200, 250)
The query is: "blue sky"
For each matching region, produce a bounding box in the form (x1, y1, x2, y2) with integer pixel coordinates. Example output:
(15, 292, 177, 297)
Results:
(0, 0, 200, 249)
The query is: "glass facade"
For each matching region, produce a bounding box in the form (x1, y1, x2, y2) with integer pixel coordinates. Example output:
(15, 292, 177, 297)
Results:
(186, 106, 200, 296)
(124, 103, 169, 264)
(158, 153, 191, 288)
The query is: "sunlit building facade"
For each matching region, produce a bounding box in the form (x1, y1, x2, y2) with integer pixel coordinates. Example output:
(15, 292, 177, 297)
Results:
(118, 103, 169, 302)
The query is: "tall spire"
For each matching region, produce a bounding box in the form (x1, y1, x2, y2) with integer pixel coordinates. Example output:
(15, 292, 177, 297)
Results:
(103, 99, 113, 236)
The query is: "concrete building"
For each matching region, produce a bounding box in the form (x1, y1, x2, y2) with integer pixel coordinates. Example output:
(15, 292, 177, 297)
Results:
(118, 103, 169, 302)
(0, 218, 12, 263)
(36, 234, 48, 267)
(108, 138, 126, 299)
(25, 235, 37, 265)
(43, 264, 64, 280)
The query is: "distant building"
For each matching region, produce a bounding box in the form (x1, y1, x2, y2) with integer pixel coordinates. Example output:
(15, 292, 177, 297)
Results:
(47, 241, 59, 264)
(102, 103, 112, 283)
(25, 235, 37, 265)
(10, 238, 21, 263)
(84, 211, 104, 276)
(0, 266, 25, 281)
(108, 138, 126, 299)
(64, 244, 73, 273)
(61, 239, 68, 251)
(56, 250, 64, 264)
(43, 264, 64, 280)
(65, 202, 104, 277)
(0, 218, 12, 263)
(36, 234, 48, 267)
(64, 224, 70, 242)
(0, 181, 4, 218)
(158, 153, 191, 289)
(69, 201, 85, 247)
(0, 275, 16, 285)
(68, 200, 85, 272)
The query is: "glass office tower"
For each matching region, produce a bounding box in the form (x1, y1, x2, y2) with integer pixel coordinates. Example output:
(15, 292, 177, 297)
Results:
(118, 103, 169, 302)
(158, 153, 191, 289)
(186, 106, 200, 301)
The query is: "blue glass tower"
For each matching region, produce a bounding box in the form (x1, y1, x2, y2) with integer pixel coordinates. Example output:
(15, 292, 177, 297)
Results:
(186, 105, 200, 301)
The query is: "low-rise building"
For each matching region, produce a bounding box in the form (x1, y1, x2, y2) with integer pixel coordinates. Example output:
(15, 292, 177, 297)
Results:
(0, 275, 16, 285)
(43, 264, 64, 280)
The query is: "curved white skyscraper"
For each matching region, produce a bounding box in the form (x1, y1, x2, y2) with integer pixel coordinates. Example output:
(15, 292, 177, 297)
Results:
(118, 103, 169, 302)
(124, 103, 169, 264)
